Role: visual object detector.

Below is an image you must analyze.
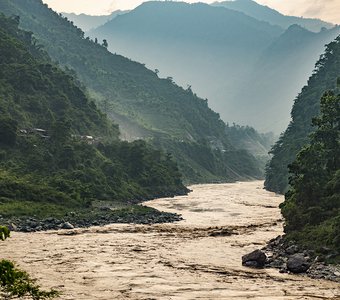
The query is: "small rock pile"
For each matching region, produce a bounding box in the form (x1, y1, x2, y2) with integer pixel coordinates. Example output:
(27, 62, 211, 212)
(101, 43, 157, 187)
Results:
(242, 235, 340, 282)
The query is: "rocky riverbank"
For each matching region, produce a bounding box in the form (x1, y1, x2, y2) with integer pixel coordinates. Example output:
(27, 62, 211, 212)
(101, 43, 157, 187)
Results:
(0, 205, 183, 232)
(242, 235, 340, 282)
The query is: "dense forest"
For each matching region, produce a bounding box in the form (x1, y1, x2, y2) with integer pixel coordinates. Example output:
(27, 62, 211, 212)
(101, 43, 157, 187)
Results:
(0, 0, 265, 183)
(265, 35, 340, 194)
(281, 91, 340, 261)
(0, 14, 187, 221)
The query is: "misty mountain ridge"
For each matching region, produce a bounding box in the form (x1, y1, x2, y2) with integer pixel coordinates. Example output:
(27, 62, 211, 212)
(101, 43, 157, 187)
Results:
(212, 0, 334, 32)
(61, 10, 129, 32)
(231, 23, 340, 132)
(89, 1, 340, 133)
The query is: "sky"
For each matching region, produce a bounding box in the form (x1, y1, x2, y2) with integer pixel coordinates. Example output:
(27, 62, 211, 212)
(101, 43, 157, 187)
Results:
(42, 0, 340, 24)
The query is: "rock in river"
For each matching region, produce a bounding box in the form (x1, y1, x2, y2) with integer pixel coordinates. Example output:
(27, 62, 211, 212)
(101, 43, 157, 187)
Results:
(242, 249, 267, 268)
(61, 222, 74, 230)
(287, 254, 310, 273)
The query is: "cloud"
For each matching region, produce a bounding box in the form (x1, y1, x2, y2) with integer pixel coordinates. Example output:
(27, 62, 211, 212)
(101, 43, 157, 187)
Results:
(257, 0, 340, 24)
(302, 0, 340, 24)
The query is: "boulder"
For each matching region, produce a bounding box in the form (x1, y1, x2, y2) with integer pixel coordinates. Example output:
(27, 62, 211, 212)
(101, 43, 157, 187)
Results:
(287, 254, 310, 273)
(285, 245, 299, 255)
(8, 223, 18, 231)
(61, 222, 74, 230)
(242, 249, 267, 268)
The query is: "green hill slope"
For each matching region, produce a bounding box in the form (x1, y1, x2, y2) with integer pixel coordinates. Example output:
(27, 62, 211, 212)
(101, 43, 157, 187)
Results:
(0, 0, 263, 183)
(0, 13, 187, 222)
(265, 35, 340, 193)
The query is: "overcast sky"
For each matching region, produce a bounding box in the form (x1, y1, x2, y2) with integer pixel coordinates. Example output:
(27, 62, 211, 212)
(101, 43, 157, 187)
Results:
(42, 0, 339, 24)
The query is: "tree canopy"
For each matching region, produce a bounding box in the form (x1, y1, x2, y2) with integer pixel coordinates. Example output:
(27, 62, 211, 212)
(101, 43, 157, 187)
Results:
(265, 35, 340, 194)
(281, 91, 340, 260)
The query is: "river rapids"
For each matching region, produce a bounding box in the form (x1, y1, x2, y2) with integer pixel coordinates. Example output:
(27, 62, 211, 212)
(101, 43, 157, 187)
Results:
(1, 181, 339, 299)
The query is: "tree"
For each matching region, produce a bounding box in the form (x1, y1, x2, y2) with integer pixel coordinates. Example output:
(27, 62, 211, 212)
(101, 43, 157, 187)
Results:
(0, 117, 17, 147)
(102, 39, 108, 48)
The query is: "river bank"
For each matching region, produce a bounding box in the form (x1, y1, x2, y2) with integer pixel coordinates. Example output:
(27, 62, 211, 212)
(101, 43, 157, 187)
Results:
(1, 205, 182, 232)
(1, 181, 339, 299)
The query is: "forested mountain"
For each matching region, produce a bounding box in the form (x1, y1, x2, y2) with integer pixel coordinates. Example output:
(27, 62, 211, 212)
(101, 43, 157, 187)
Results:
(265, 35, 340, 194)
(62, 10, 129, 32)
(89, 1, 340, 133)
(0, 0, 264, 183)
(0, 13, 187, 220)
(212, 0, 333, 32)
(281, 91, 340, 261)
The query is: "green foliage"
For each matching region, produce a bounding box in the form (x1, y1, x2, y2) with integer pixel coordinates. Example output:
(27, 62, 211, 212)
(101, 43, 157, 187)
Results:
(0, 226, 10, 241)
(265, 35, 340, 193)
(0, 13, 187, 220)
(0, 117, 17, 147)
(281, 91, 340, 259)
(0, 0, 265, 183)
(0, 260, 59, 299)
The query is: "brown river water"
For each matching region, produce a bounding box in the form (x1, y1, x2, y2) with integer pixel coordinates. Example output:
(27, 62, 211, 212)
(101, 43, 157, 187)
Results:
(1, 181, 340, 299)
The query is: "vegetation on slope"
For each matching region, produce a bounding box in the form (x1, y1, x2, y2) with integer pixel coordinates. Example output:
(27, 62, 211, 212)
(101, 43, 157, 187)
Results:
(0, 14, 187, 221)
(0, 0, 263, 183)
(265, 35, 340, 193)
(281, 91, 340, 262)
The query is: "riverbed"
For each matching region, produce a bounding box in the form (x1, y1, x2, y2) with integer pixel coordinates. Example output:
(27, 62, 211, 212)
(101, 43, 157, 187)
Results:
(1, 181, 340, 299)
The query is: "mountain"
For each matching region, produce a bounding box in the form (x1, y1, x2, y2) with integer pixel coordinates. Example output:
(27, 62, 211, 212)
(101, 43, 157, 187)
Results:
(0, 13, 187, 221)
(89, 1, 340, 133)
(61, 10, 129, 32)
(212, 0, 334, 33)
(0, 0, 265, 183)
(265, 35, 340, 194)
(279, 90, 340, 262)
(231, 24, 340, 132)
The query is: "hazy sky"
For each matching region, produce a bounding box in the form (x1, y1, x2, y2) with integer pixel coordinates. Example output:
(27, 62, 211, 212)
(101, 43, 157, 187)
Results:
(42, 0, 339, 24)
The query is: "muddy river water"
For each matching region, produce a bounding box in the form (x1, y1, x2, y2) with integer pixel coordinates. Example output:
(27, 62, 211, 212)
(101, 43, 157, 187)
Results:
(1, 181, 340, 299)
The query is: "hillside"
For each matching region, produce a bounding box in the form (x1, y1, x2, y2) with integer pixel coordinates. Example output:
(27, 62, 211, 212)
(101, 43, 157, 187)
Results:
(265, 35, 340, 194)
(89, 1, 340, 133)
(212, 0, 333, 32)
(0, 13, 187, 224)
(280, 91, 340, 261)
(62, 10, 129, 32)
(0, 0, 264, 183)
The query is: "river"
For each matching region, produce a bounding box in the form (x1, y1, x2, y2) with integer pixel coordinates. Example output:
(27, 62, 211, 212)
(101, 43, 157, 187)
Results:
(1, 181, 340, 299)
